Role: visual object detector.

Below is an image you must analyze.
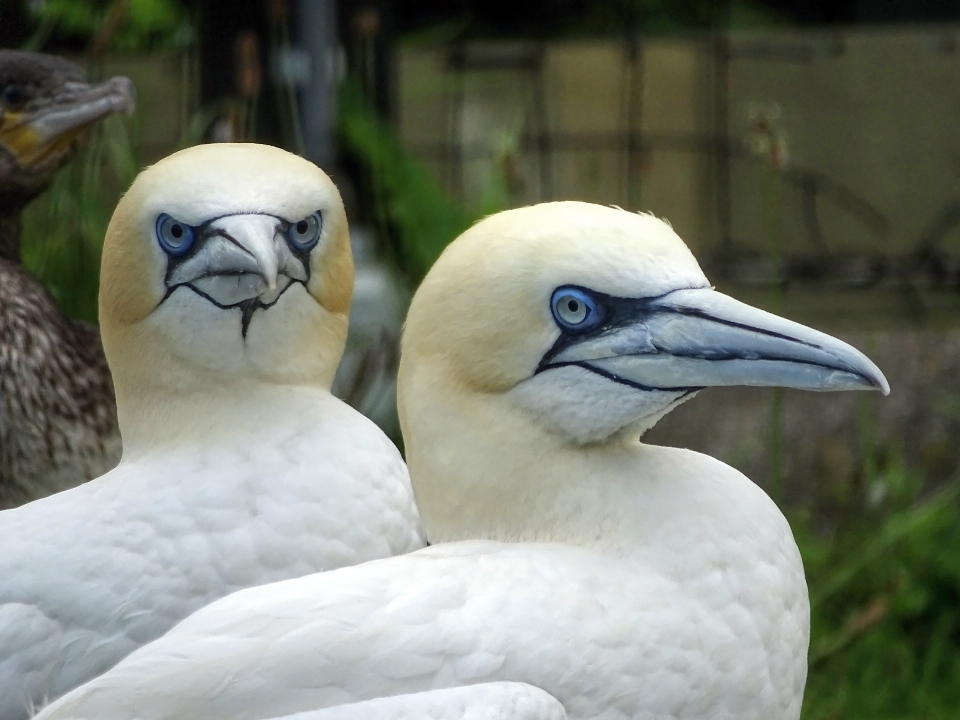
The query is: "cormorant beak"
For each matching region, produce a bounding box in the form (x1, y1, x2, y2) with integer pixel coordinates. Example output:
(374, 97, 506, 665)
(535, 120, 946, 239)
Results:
(543, 287, 889, 395)
(167, 214, 307, 309)
(0, 76, 135, 167)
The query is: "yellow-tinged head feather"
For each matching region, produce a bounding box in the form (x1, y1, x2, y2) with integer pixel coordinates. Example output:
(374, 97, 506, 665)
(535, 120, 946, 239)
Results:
(401, 201, 706, 394)
(99, 143, 353, 443)
(100, 142, 352, 327)
(399, 201, 708, 541)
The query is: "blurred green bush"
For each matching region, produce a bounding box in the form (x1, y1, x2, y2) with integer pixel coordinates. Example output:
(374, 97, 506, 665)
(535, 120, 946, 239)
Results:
(797, 458, 960, 719)
(24, 0, 194, 52)
(21, 115, 138, 323)
(339, 79, 507, 281)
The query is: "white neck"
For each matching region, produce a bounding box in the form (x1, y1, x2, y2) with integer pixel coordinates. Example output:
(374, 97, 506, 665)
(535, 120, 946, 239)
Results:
(402, 367, 789, 568)
(103, 297, 345, 458)
(404, 372, 645, 552)
(116, 377, 333, 459)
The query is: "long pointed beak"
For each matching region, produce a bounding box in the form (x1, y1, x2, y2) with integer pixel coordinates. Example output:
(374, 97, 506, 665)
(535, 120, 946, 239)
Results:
(167, 214, 307, 307)
(546, 287, 889, 395)
(0, 76, 136, 166)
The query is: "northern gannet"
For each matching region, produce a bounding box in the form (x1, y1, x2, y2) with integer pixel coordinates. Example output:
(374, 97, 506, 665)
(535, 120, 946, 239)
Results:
(36, 202, 887, 720)
(0, 50, 134, 507)
(1, 143, 424, 720)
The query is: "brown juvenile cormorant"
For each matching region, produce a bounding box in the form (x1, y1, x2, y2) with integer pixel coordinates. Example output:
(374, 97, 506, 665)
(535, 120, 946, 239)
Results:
(0, 50, 134, 507)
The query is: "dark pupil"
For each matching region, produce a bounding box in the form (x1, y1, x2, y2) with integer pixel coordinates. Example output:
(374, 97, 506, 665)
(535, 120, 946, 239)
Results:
(296, 220, 309, 234)
(170, 224, 183, 239)
(2, 85, 25, 106)
(567, 300, 580, 313)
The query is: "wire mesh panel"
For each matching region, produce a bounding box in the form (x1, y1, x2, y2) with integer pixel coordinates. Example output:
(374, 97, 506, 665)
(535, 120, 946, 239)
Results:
(397, 26, 960, 307)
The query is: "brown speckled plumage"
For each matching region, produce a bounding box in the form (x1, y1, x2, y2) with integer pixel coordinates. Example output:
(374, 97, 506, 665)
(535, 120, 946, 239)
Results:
(0, 51, 125, 507)
(0, 257, 120, 506)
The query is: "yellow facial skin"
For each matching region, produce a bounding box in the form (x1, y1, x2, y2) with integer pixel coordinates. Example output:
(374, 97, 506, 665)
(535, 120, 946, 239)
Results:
(0, 111, 83, 167)
(0, 75, 135, 170)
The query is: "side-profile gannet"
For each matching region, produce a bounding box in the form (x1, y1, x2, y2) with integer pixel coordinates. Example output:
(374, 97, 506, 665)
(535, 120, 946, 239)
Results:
(0, 50, 134, 507)
(1, 143, 423, 720)
(36, 202, 888, 720)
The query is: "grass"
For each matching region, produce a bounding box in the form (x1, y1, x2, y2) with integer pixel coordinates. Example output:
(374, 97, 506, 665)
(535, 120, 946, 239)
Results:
(797, 459, 960, 719)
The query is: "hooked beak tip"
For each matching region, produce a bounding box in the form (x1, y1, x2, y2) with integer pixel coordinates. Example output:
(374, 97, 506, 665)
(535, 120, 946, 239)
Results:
(873, 373, 891, 396)
(828, 343, 889, 396)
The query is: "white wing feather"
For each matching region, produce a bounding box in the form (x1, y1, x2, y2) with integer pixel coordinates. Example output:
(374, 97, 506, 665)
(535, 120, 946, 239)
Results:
(268, 683, 566, 720)
(35, 540, 802, 720)
(0, 392, 423, 720)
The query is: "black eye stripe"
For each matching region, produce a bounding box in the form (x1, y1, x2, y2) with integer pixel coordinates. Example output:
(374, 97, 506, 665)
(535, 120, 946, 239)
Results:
(539, 284, 713, 372)
(155, 211, 322, 261)
(155, 211, 322, 335)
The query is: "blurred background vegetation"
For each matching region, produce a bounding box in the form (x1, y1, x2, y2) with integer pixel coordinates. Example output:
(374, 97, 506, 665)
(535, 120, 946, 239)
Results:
(4, 0, 960, 716)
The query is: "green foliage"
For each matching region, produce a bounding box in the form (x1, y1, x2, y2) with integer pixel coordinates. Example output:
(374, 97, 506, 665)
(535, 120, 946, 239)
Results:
(798, 459, 960, 719)
(20, 115, 139, 323)
(25, 0, 194, 52)
(581, 0, 789, 34)
(339, 80, 507, 280)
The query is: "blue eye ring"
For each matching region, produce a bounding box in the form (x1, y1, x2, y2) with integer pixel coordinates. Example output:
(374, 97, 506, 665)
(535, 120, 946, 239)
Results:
(286, 211, 323, 251)
(155, 214, 195, 256)
(550, 287, 603, 333)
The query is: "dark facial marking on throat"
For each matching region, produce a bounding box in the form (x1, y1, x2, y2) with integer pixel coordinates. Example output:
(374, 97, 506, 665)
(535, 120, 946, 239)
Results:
(158, 213, 315, 338)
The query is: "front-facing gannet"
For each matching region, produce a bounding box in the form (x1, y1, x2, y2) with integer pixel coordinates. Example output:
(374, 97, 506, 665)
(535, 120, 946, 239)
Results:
(36, 202, 887, 720)
(0, 143, 423, 720)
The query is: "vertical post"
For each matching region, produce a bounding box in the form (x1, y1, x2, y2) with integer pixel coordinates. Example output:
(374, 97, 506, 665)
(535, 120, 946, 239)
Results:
(624, 34, 643, 211)
(532, 44, 552, 201)
(713, 32, 732, 254)
(712, 1, 734, 257)
(448, 46, 465, 203)
(297, 0, 338, 168)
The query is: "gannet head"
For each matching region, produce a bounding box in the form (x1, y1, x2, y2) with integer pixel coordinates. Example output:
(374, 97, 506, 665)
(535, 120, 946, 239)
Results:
(99, 143, 352, 426)
(400, 201, 888, 448)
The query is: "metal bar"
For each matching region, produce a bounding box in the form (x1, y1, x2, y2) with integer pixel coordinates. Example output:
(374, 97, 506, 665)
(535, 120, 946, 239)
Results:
(297, 0, 337, 167)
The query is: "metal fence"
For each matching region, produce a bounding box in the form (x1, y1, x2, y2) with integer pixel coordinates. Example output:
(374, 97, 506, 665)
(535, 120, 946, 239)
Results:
(396, 26, 960, 302)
